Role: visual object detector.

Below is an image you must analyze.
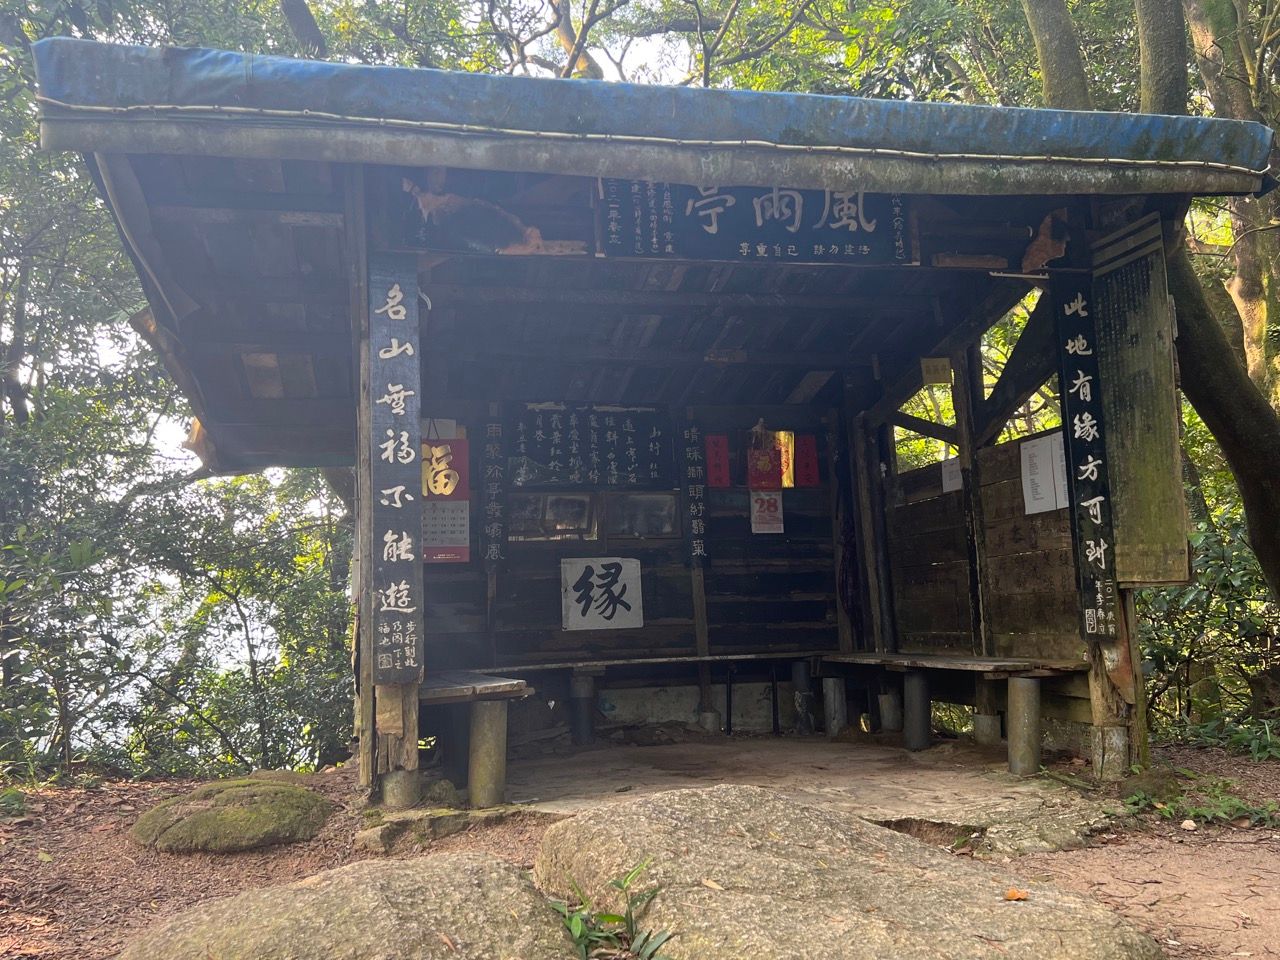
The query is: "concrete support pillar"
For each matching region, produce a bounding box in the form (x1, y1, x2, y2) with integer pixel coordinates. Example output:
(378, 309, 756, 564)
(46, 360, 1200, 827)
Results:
(791, 660, 815, 734)
(822, 677, 848, 737)
(973, 677, 1003, 746)
(467, 700, 508, 808)
(1091, 724, 1130, 782)
(878, 682, 903, 733)
(902, 670, 930, 751)
(1007, 677, 1041, 776)
(569, 672, 596, 745)
(382, 769, 422, 810)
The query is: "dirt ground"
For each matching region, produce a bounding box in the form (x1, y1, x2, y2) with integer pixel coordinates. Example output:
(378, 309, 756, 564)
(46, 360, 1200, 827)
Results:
(1, 740, 1277, 960)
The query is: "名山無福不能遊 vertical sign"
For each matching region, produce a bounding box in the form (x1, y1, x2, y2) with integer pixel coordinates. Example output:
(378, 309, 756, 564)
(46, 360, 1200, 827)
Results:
(369, 253, 425, 685)
(561, 558, 644, 631)
(1051, 276, 1120, 642)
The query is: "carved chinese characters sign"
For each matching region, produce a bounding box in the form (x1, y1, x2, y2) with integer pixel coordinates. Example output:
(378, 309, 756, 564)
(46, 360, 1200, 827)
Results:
(1052, 277, 1120, 642)
(369, 254, 425, 685)
(560, 558, 644, 631)
(509, 404, 673, 489)
(597, 180, 911, 265)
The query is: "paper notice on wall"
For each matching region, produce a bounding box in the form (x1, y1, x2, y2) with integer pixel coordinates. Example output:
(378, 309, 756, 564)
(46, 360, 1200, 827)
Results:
(1020, 433, 1069, 515)
(941, 457, 962, 493)
(750, 490, 784, 533)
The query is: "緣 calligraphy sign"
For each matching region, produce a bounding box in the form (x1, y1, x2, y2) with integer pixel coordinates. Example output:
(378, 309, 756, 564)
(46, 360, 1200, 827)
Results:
(597, 180, 912, 265)
(1051, 276, 1121, 643)
(368, 253, 425, 685)
(561, 557, 644, 631)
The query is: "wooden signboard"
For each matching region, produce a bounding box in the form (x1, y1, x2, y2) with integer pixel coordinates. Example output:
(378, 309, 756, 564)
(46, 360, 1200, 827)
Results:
(1051, 274, 1121, 641)
(480, 413, 507, 566)
(597, 180, 912, 265)
(368, 253, 426, 684)
(1091, 215, 1188, 585)
(508, 403, 674, 489)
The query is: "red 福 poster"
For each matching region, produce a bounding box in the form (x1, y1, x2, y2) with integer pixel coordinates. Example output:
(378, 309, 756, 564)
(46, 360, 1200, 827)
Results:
(422, 437, 471, 563)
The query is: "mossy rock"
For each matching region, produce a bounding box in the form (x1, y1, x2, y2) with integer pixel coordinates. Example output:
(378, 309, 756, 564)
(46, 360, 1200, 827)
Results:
(131, 779, 333, 853)
(1121, 766, 1184, 804)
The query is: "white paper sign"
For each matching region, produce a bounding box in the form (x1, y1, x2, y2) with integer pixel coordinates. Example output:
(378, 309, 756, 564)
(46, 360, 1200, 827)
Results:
(941, 457, 962, 493)
(750, 490, 785, 534)
(1020, 433, 1069, 515)
(561, 557, 644, 631)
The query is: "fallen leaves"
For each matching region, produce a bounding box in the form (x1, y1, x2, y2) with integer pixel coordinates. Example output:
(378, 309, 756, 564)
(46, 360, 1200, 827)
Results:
(1003, 888, 1029, 902)
(701, 878, 724, 891)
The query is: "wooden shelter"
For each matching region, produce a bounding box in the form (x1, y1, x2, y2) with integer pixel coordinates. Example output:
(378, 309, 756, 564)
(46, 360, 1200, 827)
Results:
(34, 38, 1275, 799)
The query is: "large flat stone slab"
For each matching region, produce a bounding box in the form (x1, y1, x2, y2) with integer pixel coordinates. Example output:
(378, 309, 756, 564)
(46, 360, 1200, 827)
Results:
(120, 852, 572, 960)
(535, 784, 1160, 960)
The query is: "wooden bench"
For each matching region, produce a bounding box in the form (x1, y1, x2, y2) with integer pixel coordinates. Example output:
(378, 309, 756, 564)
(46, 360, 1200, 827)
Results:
(822, 653, 1089, 775)
(418, 670, 531, 807)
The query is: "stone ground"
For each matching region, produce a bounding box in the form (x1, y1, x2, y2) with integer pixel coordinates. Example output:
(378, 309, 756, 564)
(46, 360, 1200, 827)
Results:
(0, 737, 1276, 959)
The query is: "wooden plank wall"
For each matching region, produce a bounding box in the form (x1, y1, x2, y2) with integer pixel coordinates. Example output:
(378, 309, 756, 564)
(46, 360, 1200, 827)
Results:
(886, 468, 973, 653)
(421, 404, 838, 671)
(977, 438, 1085, 661)
(886, 434, 1084, 661)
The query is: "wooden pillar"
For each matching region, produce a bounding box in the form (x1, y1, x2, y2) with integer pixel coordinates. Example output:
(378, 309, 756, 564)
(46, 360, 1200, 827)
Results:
(826, 408, 855, 653)
(682, 412, 716, 724)
(850, 415, 896, 653)
(973, 677, 1002, 746)
(952, 345, 994, 657)
(822, 676, 848, 737)
(346, 169, 377, 790)
(358, 229, 424, 790)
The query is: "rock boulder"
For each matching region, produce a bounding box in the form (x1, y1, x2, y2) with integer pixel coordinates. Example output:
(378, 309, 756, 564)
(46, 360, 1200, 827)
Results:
(131, 778, 331, 853)
(535, 784, 1160, 960)
(119, 853, 572, 960)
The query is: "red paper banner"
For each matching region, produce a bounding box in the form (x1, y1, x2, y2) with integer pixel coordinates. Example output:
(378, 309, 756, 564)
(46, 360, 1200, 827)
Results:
(705, 434, 732, 487)
(747, 444, 782, 490)
(422, 437, 471, 563)
(794, 435, 821, 487)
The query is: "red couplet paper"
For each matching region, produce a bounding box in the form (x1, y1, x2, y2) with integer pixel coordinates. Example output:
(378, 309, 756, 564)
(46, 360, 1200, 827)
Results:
(705, 434, 732, 487)
(794, 435, 821, 487)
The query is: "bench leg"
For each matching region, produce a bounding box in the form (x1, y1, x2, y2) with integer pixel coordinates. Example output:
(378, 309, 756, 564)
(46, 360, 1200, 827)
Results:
(878, 677, 903, 733)
(1007, 677, 1041, 776)
(973, 678, 1002, 746)
(902, 670, 930, 751)
(468, 700, 508, 808)
(569, 672, 595, 745)
(822, 676, 848, 737)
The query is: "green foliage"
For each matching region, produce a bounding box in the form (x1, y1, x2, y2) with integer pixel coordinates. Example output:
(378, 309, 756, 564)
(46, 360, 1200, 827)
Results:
(1182, 718, 1280, 762)
(0, 785, 25, 814)
(1124, 773, 1280, 827)
(550, 860, 675, 960)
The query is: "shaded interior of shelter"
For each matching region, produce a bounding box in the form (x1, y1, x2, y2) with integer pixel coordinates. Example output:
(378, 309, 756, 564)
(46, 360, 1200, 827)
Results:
(106, 151, 1165, 737)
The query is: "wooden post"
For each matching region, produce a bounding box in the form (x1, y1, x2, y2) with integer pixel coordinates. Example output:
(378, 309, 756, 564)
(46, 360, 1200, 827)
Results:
(826, 407, 855, 653)
(346, 168, 376, 790)
(952, 344, 994, 657)
(362, 243, 425, 787)
(850, 415, 896, 652)
(682, 411, 717, 725)
(973, 678, 1002, 746)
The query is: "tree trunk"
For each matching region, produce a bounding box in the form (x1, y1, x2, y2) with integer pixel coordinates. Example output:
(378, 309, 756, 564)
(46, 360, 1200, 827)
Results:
(1019, 0, 1093, 108)
(1136, 0, 1188, 113)
(1168, 248, 1280, 602)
